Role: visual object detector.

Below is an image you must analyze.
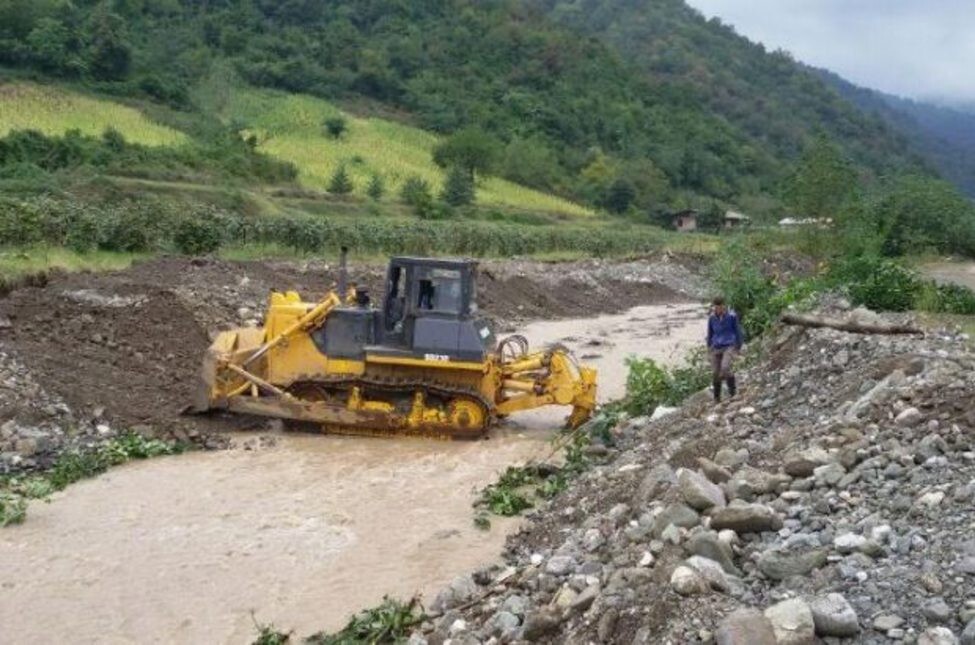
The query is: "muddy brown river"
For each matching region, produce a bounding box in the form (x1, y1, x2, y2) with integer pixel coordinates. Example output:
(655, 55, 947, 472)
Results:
(0, 303, 706, 644)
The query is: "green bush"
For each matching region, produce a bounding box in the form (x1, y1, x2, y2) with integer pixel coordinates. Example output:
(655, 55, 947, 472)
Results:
(623, 351, 710, 417)
(174, 218, 222, 255)
(831, 256, 920, 312)
(366, 173, 385, 200)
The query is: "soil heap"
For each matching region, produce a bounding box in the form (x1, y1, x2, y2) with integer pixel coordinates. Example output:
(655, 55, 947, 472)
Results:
(416, 304, 975, 644)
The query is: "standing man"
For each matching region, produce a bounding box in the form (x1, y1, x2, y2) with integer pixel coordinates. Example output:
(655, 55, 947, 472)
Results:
(706, 296, 743, 402)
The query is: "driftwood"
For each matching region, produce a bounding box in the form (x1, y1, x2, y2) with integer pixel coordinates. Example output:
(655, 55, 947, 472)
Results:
(780, 312, 923, 335)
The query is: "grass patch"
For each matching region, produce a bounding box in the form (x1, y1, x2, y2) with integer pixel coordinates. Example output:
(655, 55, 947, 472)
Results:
(0, 432, 184, 527)
(0, 82, 185, 146)
(0, 246, 145, 281)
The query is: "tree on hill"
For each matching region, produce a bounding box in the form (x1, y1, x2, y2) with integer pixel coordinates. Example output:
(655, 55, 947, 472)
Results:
(441, 166, 475, 206)
(324, 116, 348, 140)
(784, 136, 858, 219)
(328, 164, 353, 195)
(366, 173, 385, 200)
(433, 128, 501, 183)
(85, 5, 131, 81)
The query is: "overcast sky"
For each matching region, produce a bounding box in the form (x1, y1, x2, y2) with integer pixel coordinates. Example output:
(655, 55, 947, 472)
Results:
(685, 0, 975, 106)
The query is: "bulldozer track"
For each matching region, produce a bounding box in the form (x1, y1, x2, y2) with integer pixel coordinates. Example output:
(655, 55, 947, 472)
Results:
(284, 374, 495, 439)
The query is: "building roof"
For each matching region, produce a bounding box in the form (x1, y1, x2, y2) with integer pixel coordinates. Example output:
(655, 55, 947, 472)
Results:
(724, 210, 750, 221)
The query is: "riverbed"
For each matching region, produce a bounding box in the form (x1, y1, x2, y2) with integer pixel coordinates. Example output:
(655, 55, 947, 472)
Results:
(0, 303, 706, 644)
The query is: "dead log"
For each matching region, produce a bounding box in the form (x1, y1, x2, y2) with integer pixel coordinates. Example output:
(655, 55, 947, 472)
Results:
(780, 312, 923, 335)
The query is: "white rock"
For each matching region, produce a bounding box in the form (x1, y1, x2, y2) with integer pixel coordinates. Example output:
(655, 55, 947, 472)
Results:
(764, 598, 816, 645)
(670, 565, 709, 596)
(895, 407, 924, 427)
(919, 626, 960, 645)
(639, 551, 655, 567)
(810, 593, 860, 637)
(685, 555, 730, 592)
(834, 533, 868, 554)
(678, 468, 727, 511)
(651, 406, 679, 421)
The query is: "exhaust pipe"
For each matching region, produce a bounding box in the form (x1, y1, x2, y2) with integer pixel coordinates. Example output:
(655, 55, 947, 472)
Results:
(338, 245, 349, 298)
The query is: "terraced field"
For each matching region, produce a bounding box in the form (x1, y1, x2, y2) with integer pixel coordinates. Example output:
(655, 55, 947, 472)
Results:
(200, 87, 593, 217)
(0, 82, 185, 146)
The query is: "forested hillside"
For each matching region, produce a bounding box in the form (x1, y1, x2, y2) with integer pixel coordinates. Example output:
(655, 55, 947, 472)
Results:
(0, 0, 929, 216)
(813, 67, 975, 197)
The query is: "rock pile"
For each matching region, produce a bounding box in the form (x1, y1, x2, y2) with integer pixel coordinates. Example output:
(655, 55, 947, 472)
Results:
(412, 310, 975, 644)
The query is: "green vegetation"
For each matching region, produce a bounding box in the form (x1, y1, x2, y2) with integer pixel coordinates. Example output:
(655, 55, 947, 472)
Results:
(621, 350, 712, 417)
(305, 597, 425, 645)
(0, 82, 184, 145)
(251, 618, 292, 645)
(0, 0, 937, 216)
(0, 195, 672, 261)
(0, 432, 184, 526)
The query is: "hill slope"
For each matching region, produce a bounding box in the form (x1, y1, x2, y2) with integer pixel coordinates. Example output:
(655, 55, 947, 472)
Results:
(812, 68, 975, 197)
(0, 0, 930, 214)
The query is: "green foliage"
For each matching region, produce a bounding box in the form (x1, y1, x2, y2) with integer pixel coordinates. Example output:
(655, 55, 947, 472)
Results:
(432, 127, 501, 182)
(479, 466, 536, 516)
(173, 218, 223, 255)
(366, 173, 385, 201)
(0, 195, 670, 258)
(0, 491, 27, 527)
(623, 350, 710, 417)
(323, 116, 348, 140)
(0, 128, 297, 185)
(251, 618, 292, 645)
(441, 166, 475, 207)
(785, 137, 859, 220)
(710, 239, 779, 338)
(307, 597, 424, 645)
(604, 178, 636, 214)
(399, 175, 433, 208)
(327, 164, 354, 195)
(829, 256, 920, 312)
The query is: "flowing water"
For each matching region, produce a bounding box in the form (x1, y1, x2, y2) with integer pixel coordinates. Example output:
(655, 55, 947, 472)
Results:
(0, 303, 706, 644)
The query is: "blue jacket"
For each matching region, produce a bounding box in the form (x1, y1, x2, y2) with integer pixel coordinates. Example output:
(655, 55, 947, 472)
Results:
(707, 310, 743, 350)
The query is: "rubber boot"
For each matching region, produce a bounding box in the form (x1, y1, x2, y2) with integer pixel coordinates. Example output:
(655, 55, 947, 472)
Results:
(726, 376, 737, 398)
(712, 379, 722, 403)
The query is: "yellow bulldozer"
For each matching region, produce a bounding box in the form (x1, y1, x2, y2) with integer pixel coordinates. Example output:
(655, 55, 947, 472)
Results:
(193, 252, 597, 438)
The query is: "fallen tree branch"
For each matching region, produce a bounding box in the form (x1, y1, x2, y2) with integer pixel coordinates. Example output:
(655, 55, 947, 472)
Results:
(780, 312, 923, 335)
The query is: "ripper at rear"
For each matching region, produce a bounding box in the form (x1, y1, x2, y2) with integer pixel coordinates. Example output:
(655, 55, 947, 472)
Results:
(706, 296, 743, 403)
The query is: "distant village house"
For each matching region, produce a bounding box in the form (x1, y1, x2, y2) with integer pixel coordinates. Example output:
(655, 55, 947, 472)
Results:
(724, 210, 750, 229)
(672, 209, 698, 232)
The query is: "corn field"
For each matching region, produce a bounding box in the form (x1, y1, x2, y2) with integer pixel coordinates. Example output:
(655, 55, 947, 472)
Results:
(0, 196, 666, 258)
(0, 82, 185, 147)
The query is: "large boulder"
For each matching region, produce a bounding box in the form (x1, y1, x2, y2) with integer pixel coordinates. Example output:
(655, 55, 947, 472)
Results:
(757, 548, 827, 581)
(810, 593, 860, 637)
(918, 627, 960, 645)
(678, 468, 727, 511)
(764, 598, 816, 645)
(783, 447, 832, 478)
(684, 555, 731, 592)
(710, 502, 783, 534)
(715, 609, 777, 645)
(686, 530, 739, 575)
(651, 503, 700, 538)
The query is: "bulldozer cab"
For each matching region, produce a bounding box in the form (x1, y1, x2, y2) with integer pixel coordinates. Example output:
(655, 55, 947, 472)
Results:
(377, 257, 489, 360)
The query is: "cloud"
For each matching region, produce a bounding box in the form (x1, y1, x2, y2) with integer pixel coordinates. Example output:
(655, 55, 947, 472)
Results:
(686, 0, 975, 104)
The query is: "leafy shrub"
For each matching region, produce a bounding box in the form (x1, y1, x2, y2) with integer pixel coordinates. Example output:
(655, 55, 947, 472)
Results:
(710, 239, 779, 338)
(174, 218, 222, 255)
(0, 492, 27, 527)
(831, 256, 920, 312)
(623, 351, 710, 416)
(399, 175, 432, 207)
(323, 116, 348, 140)
(307, 597, 424, 645)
